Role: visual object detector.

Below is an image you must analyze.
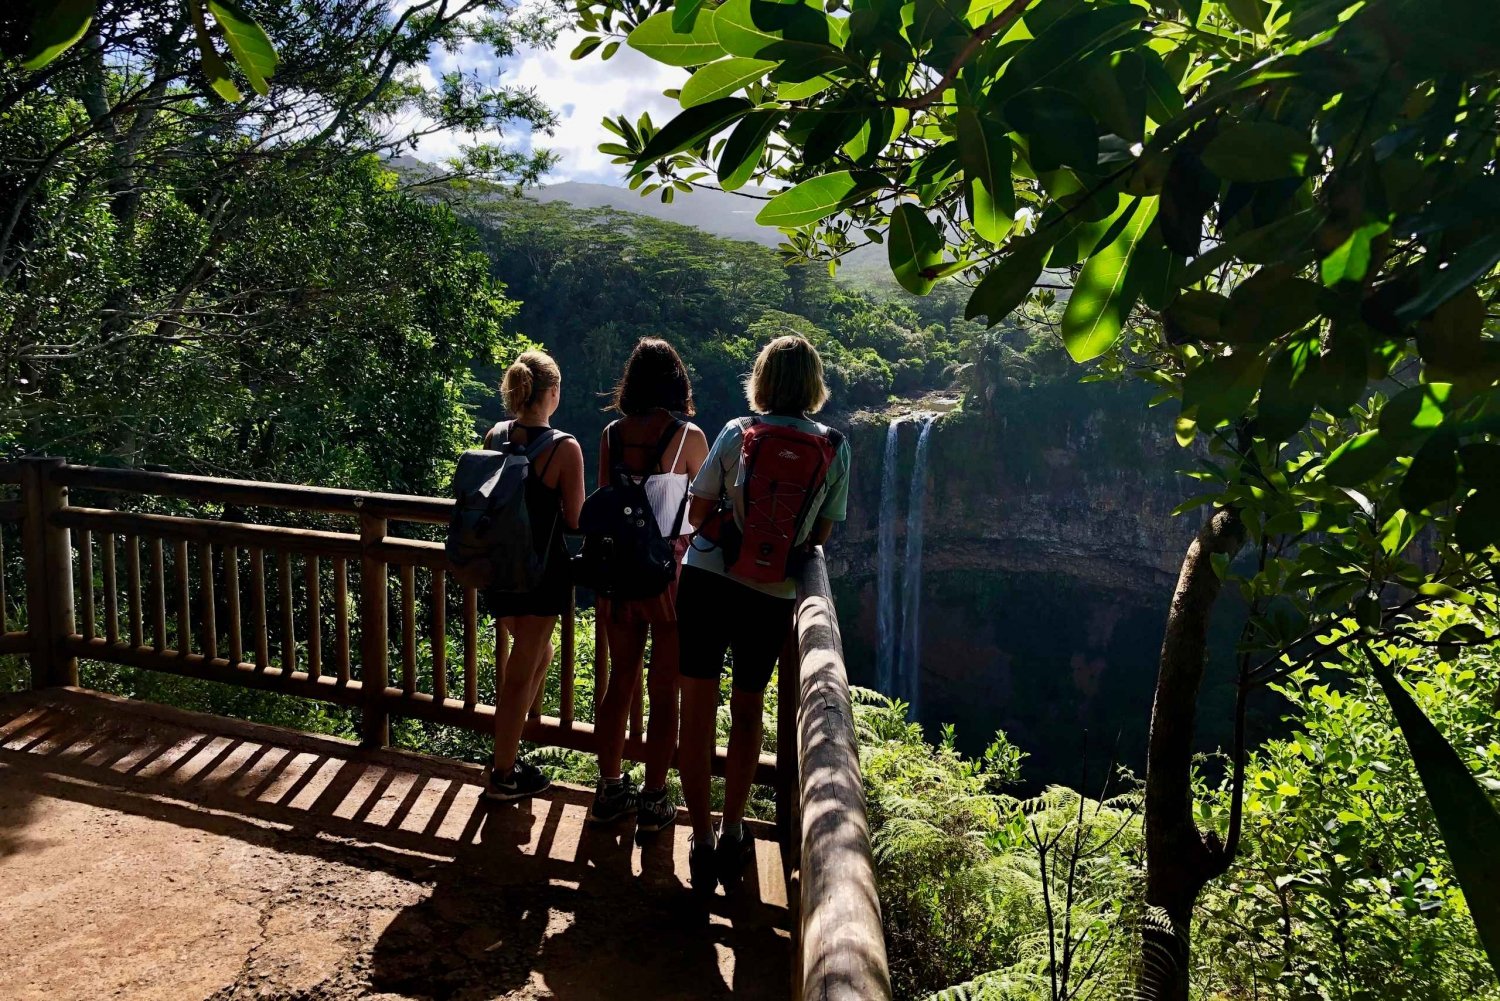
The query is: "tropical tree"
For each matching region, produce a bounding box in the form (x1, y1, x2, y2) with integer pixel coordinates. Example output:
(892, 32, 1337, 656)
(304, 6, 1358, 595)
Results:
(566, 0, 1500, 992)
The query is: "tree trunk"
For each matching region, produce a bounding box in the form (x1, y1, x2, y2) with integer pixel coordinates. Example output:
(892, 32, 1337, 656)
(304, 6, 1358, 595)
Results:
(1139, 508, 1246, 1001)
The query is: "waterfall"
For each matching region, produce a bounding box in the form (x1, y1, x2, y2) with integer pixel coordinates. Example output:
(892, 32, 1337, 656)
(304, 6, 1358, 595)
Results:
(898, 415, 935, 719)
(874, 419, 903, 694)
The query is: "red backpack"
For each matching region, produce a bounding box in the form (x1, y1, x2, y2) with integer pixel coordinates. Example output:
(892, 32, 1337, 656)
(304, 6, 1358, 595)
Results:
(704, 418, 843, 584)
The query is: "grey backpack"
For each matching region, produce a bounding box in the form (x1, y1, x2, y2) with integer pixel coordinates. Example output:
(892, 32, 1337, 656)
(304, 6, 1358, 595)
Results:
(445, 422, 567, 591)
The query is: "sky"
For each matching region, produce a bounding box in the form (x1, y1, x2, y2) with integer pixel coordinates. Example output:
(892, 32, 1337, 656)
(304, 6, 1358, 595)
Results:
(413, 25, 685, 186)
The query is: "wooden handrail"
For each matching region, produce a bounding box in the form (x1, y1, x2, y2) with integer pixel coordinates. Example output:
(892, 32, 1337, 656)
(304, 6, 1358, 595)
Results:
(793, 549, 892, 1001)
(53, 463, 454, 523)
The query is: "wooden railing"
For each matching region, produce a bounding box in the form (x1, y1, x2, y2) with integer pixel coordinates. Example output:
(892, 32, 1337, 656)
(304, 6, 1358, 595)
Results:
(0, 456, 890, 1000)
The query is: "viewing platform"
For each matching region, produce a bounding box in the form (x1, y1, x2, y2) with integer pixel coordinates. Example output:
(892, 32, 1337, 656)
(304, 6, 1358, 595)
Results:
(0, 688, 788, 1000)
(0, 458, 891, 1001)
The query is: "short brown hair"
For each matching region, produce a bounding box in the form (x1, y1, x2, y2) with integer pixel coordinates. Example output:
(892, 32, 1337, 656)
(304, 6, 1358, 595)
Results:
(746, 335, 829, 415)
(610, 337, 695, 416)
(501, 349, 560, 413)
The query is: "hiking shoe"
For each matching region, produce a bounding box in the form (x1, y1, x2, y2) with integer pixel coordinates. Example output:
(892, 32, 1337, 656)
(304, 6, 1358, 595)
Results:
(715, 825, 755, 894)
(483, 759, 550, 802)
(588, 777, 638, 824)
(634, 787, 677, 838)
(689, 833, 718, 898)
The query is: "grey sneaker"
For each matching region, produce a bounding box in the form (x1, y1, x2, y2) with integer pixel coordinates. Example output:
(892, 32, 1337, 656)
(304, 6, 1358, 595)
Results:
(588, 777, 638, 824)
(634, 787, 676, 838)
(484, 759, 550, 802)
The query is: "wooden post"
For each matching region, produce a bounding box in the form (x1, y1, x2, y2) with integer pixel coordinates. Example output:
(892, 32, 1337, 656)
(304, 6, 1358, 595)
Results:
(358, 507, 389, 747)
(21, 458, 77, 687)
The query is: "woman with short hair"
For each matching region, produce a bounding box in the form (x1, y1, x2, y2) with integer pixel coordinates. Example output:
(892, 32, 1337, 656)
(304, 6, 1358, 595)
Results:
(480, 350, 585, 801)
(677, 335, 851, 895)
(588, 338, 708, 834)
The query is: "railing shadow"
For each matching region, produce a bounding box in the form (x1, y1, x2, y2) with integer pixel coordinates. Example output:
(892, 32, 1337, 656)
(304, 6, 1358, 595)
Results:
(0, 690, 790, 999)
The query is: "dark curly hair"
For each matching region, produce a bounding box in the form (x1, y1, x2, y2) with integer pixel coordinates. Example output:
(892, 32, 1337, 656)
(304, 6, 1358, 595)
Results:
(610, 337, 695, 416)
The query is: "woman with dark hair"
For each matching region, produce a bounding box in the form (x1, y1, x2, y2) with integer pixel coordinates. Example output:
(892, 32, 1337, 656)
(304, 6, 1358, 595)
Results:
(588, 337, 708, 835)
(480, 350, 585, 801)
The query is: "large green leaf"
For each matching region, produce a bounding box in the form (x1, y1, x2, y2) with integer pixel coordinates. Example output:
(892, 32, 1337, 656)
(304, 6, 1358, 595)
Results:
(1256, 329, 1320, 442)
(634, 98, 751, 167)
(1368, 650, 1500, 973)
(680, 56, 775, 107)
(1320, 430, 1395, 487)
(1399, 431, 1459, 512)
(1223, 0, 1268, 33)
(1201, 123, 1318, 183)
(207, 0, 278, 96)
(956, 108, 1015, 245)
(627, 10, 726, 66)
(888, 203, 946, 295)
(189, 0, 241, 101)
(1060, 198, 1158, 362)
(713, 0, 833, 60)
(21, 0, 94, 70)
(992, 5, 1146, 102)
(965, 242, 1046, 324)
(717, 110, 780, 190)
(673, 0, 706, 32)
(756, 170, 884, 227)
(1396, 232, 1500, 322)
(1379, 382, 1453, 449)
(1181, 348, 1267, 427)
(1222, 269, 1322, 343)
(1005, 88, 1099, 172)
(1456, 488, 1500, 552)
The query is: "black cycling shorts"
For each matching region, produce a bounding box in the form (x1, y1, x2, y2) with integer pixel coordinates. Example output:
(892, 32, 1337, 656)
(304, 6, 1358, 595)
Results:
(676, 565, 795, 693)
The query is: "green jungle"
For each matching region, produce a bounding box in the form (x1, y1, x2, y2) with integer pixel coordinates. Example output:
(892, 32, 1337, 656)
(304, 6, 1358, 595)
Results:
(3, 0, 1500, 998)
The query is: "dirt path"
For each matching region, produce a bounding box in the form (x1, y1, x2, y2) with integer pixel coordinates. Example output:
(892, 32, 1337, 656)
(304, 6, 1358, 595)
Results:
(0, 690, 790, 1001)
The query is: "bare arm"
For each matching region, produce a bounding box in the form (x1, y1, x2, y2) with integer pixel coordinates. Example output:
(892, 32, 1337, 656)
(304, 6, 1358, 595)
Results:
(808, 517, 835, 547)
(554, 439, 586, 531)
(681, 424, 709, 480)
(597, 428, 611, 491)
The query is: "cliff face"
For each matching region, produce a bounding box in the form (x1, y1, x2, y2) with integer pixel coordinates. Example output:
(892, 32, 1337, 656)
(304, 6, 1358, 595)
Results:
(824, 382, 1240, 782)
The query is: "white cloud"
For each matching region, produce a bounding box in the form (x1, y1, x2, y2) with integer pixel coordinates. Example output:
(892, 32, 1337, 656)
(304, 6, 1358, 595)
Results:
(415, 28, 685, 185)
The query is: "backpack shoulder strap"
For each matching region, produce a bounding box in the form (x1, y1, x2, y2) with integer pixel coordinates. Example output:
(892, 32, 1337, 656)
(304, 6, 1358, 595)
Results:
(652, 418, 686, 473)
(824, 426, 845, 449)
(530, 429, 574, 479)
(483, 420, 510, 450)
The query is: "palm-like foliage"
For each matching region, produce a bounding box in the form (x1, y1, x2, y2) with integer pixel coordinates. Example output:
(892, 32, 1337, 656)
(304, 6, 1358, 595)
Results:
(853, 689, 1142, 1001)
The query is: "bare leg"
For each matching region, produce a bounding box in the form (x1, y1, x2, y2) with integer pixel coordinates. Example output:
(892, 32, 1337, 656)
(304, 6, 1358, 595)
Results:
(596, 618, 648, 780)
(493, 615, 557, 774)
(721, 688, 764, 828)
(643, 622, 680, 790)
(679, 675, 719, 839)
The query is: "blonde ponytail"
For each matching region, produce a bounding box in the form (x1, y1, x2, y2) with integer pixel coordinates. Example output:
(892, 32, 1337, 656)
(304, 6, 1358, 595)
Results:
(501, 350, 561, 414)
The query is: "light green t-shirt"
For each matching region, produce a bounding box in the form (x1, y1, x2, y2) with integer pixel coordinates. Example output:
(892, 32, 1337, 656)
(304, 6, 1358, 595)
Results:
(684, 415, 851, 599)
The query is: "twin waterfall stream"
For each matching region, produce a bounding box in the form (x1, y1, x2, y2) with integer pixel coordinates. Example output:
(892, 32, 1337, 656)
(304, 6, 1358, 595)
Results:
(874, 414, 936, 722)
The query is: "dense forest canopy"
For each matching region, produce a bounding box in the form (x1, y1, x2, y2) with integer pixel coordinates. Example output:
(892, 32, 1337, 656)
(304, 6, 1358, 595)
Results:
(461, 194, 1068, 450)
(0, 0, 558, 493)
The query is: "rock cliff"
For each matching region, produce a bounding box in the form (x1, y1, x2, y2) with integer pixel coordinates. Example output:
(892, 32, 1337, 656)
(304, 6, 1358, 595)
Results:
(824, 382, 1243, 782)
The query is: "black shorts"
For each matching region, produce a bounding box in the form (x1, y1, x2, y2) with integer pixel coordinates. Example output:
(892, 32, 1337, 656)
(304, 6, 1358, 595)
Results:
(676, 565, 794, 693)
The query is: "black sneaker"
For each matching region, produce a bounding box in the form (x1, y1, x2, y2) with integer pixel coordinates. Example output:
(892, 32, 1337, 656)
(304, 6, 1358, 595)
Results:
(634, 787, 676, 838)
(715, 825, 755, 894)
(588, 777, 638, 824)
(484, 759, 550, 802)
(689, 833, 718, 898)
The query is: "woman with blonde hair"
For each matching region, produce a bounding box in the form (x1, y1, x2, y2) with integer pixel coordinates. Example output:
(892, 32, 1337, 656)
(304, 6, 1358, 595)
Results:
(676, 335, 851, 895)
(480, 349, 585, 801)
(587, 337, 708, 834)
